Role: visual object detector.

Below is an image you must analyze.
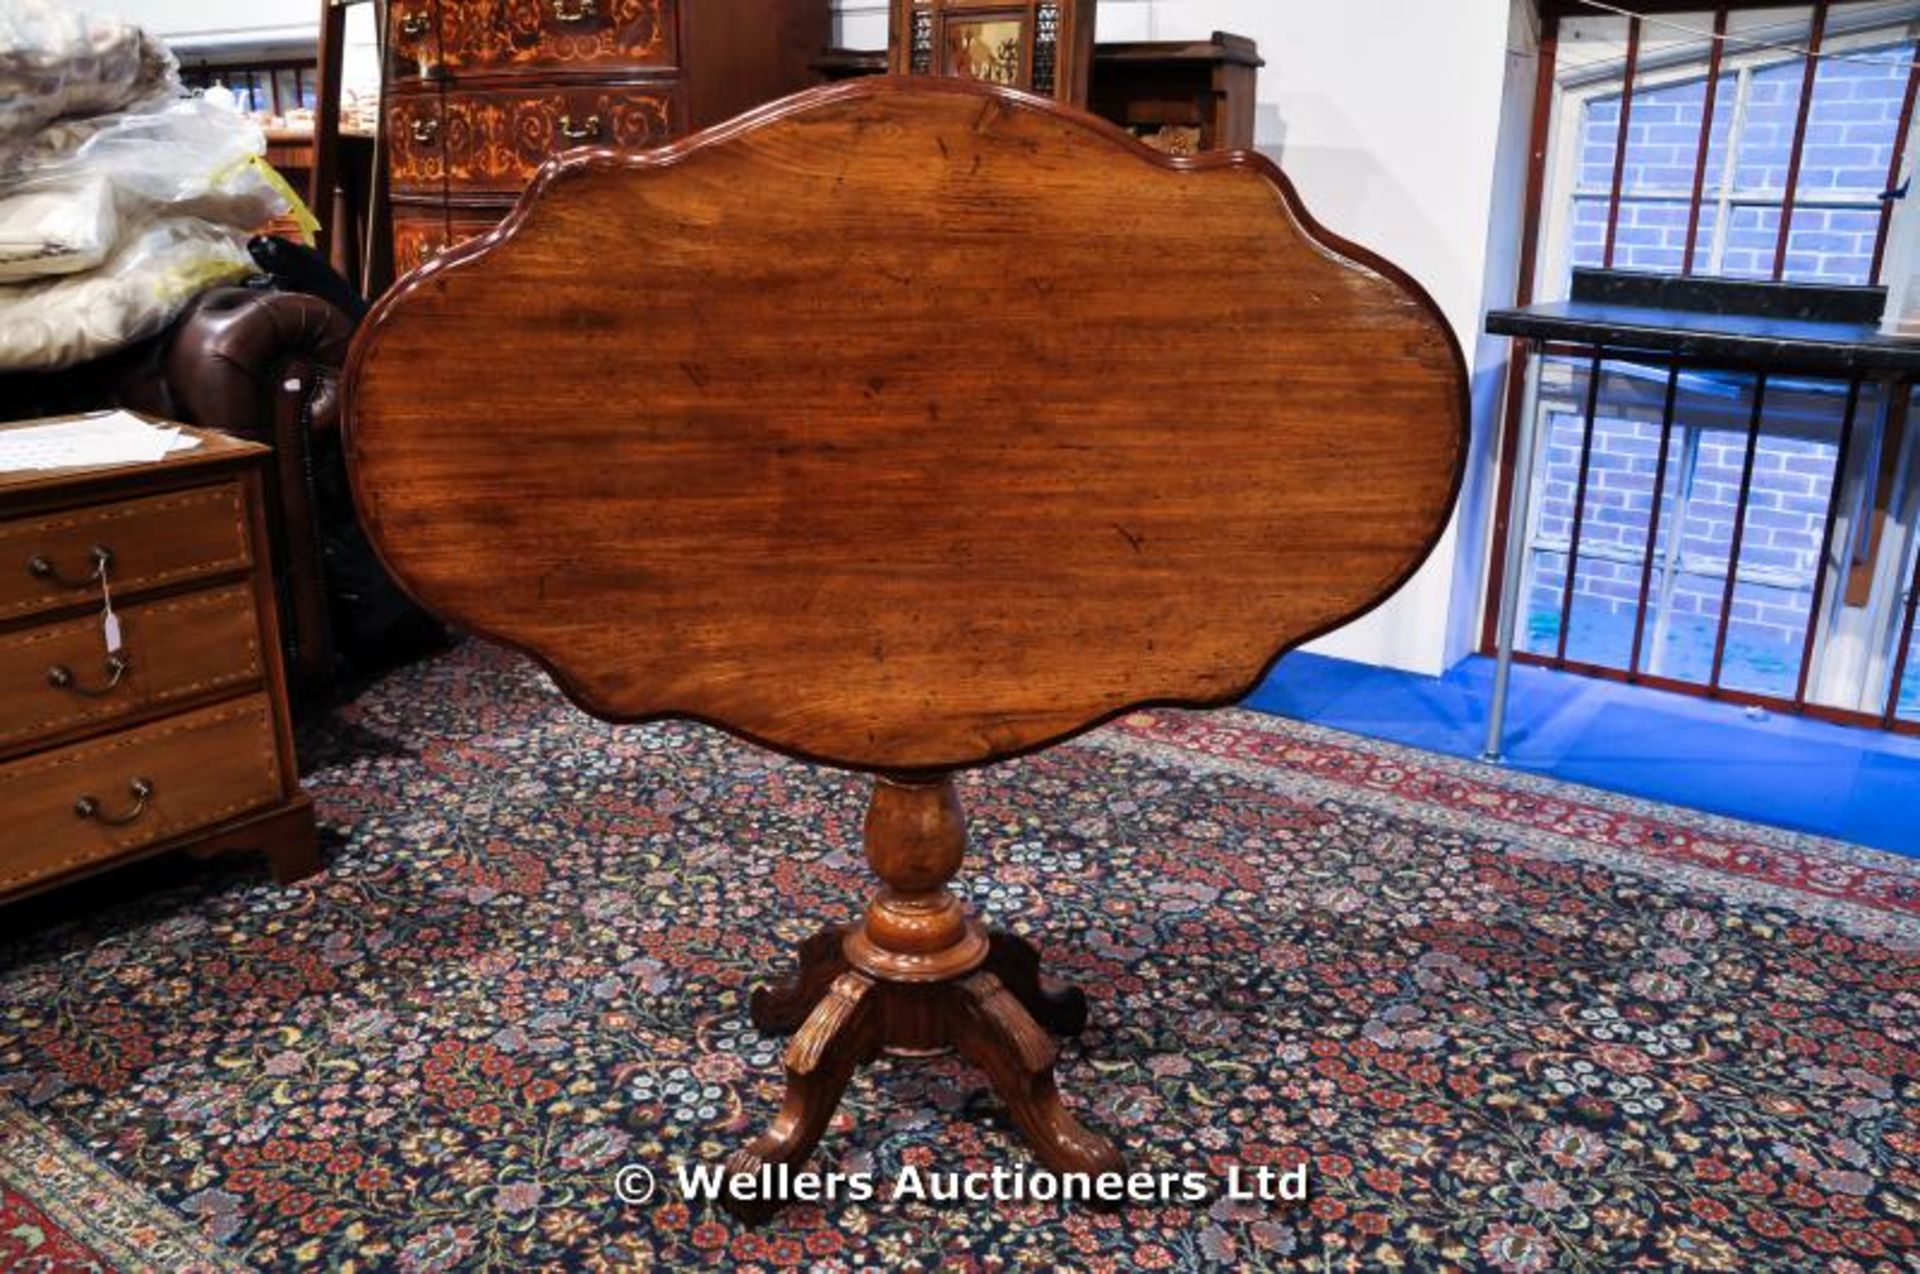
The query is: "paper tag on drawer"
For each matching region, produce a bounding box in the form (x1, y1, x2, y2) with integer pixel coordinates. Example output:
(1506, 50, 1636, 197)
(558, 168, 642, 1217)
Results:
(100, 559, 121, 653)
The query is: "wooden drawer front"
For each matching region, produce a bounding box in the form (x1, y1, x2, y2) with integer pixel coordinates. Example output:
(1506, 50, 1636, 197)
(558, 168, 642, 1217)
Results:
(0, 694, 282, 892)
(0, 584, 262, 749)
(437, 0, 675, 77)
(393, 205, 508, 274)
(388, 94, 448, 196)
(0, 483, 250, 624)
(393, 204, 451, 274)
(387, 0, 443, 82)
(444, 85, 673, 193)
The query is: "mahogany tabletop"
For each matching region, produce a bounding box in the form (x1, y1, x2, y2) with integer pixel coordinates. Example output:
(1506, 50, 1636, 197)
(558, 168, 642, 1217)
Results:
(344, 77, 1467, 773)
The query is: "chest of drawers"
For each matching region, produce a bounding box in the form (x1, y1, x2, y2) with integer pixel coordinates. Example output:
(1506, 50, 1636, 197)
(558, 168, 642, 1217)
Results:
(0, 419, 317, 905)
(385, 0, 831, 274)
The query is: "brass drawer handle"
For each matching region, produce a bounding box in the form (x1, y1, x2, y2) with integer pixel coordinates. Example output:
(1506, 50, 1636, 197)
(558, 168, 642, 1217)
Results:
(551, 0, 597, 22)
(558, 114, 602, 141)
(410, 117, 440, 145)
(27, 544, 112, 588)
(48, 653, 130, 698)
(398, 10, 431, 37)
(74, 777, 154, 827)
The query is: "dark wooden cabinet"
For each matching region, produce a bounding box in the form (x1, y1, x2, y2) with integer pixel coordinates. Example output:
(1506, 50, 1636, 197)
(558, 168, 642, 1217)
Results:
(815, 31, 1264, 156)
(1088, 32, 1263, 155)
(385, 0, 830, 275)
(887, 0, 1095, 104)
(429, 0, 677, 77)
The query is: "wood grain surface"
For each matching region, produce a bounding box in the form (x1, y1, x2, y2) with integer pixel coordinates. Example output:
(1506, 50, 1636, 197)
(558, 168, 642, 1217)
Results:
(345, 76, 1468, 772)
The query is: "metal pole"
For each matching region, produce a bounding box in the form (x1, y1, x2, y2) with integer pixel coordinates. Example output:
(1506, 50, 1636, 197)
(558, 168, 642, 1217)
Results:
(1627, 366, 1683, 680)
(1709, 374, 1770, 692)
(1483, 346, 1545, 763)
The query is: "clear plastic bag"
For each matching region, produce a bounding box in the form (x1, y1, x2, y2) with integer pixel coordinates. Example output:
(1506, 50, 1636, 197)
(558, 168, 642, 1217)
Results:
(0, 216, 254, 371)
(0, 2, 179, 161)
(0, 6, 301, 366)
(0, 99, 294, 284)
(5, 98, 291, 225)
(0, 171, 114, 279)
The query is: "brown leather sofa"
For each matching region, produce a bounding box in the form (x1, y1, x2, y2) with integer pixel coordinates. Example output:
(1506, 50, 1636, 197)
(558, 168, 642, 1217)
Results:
(0, 285, 354, 692)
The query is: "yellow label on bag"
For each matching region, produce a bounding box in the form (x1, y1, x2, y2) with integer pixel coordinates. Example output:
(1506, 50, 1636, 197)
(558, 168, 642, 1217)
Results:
(247, 156, 321, 243)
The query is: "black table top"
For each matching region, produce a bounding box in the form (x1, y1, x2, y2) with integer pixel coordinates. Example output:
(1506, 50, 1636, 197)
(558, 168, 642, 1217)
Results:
(1486, 299, 1920, 378)
(1484, 269, 1920, 379)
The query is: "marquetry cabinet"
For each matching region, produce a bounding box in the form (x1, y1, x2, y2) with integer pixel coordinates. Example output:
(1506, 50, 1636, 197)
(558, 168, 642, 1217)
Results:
(385, 0, 831, 274)
(0, 419, 318, 905)
(888, 0, 1095, 104)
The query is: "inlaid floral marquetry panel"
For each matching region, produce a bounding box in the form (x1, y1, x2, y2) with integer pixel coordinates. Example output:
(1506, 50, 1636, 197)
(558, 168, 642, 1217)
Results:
(442, 88, 673, 193)
(394, 207, 512, 275)
(391, 207, 450, 275)
(436, 0, 675, 76)
(385, 0, 442, 82)
(385, 96, 447, 195)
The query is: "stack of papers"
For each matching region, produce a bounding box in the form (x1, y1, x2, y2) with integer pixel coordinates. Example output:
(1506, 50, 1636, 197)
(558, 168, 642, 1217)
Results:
(0, 411, 203, 472)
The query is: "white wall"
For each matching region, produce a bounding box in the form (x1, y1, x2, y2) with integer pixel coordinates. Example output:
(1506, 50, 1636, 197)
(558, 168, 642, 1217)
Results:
(100, 0, 313, 54)
(94, 0, 379, 132)
(843, 1, 1536, 676)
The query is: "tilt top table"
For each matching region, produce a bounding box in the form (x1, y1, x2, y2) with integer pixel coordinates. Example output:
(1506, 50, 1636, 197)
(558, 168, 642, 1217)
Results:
(343, 75, 1467, 1215)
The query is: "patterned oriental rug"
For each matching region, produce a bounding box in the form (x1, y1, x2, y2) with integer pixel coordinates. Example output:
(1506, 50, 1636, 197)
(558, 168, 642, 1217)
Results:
(1, 641, 1917, 1272)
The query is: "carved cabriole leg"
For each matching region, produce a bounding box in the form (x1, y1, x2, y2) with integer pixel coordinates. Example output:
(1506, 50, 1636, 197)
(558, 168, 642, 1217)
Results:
(950, 971, 1124, 1178)
(749, 925, 852, 1035)
(723, 972, 880, 1222)
(983, 928, 1090, 1037)
(729, 774, 1122, 1222)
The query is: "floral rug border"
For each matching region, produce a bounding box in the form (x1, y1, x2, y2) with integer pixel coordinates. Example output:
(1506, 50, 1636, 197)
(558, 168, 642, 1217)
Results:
(0, 1098, 247, 1273)
(1100, 707, 1920, 942)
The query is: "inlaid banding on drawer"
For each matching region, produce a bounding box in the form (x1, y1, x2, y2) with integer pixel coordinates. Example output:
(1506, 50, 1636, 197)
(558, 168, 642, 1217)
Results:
(0, 484, 251, 622)
(0, 584, 263, 747)
(0, 694, 282, 888)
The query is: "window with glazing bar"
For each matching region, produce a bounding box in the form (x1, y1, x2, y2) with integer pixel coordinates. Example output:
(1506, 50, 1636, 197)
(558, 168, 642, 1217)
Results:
(1494, 0, 1920, 731)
